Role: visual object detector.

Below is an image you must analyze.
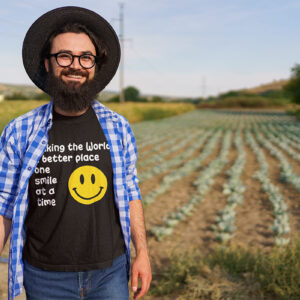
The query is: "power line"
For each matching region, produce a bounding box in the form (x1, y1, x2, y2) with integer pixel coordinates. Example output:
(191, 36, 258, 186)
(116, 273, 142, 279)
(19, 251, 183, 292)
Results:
(112, 3, 126, 103)
(127, 46, 163, 75)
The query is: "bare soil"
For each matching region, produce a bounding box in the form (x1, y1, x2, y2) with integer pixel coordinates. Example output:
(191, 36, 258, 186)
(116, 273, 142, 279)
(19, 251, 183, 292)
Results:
(231, 140, 274, 251)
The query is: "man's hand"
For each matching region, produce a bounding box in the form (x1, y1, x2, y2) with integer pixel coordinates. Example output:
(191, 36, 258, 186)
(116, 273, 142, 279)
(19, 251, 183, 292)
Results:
(131, 250, 152, 299)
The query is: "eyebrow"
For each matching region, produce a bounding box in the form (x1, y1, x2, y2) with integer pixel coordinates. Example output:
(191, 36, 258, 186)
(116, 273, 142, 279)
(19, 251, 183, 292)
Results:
(58, 50, 95, 55)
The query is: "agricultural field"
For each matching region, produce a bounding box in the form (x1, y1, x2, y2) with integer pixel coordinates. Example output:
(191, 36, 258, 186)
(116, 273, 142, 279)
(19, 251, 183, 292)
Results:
(134, 109, 299, 245)
(1, 108, 300, 299)
(133, 109, 300, 299)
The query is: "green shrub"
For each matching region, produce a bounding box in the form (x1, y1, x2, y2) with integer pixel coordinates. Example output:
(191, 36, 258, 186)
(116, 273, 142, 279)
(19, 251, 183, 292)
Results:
(219, 90, 253, 99)
(107, 95, 120, 102)
(151, 96, 163, 102)
(32, 92, 51, 100)
(198, 95, 290, 108)
(5, 92, 29, 100)
(284, 64, 300, 104)
(124, 86, 140, 101)
(259, 89, 289, 99)
(133, 107, 174, 120)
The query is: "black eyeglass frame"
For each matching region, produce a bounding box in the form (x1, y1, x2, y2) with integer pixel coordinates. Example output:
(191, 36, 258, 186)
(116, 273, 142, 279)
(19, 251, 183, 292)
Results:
(47, 52, 99, 69)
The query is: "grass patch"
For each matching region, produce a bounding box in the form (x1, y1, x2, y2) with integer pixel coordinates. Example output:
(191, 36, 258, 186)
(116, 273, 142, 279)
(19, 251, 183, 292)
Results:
(287, 108, 300, 121)
(133, 107, 175, 121)
(0, 100, 48, 134)
(150, 239, 300, 299)
(107, 102, 195, 123)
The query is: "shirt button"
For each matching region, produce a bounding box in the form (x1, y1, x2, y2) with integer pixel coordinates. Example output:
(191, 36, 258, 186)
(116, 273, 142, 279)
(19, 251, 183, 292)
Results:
(42, 140, 46, 144)
(28, 167, 32, 171)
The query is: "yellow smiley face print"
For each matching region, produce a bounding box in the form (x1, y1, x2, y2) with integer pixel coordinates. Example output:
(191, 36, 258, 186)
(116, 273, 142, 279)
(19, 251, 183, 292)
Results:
(68, 165, 107, 205)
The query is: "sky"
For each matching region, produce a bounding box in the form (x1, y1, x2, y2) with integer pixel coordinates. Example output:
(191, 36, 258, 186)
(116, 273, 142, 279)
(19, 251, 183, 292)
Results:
(1, 0, 300, 98)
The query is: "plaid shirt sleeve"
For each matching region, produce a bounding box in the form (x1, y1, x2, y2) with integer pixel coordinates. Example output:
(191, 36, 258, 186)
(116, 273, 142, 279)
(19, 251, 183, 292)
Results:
(122, 119, 141, 201)
(0, 123, 22, 220)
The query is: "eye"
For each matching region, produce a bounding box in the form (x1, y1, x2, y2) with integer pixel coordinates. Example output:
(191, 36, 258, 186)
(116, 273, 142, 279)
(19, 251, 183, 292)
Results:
(81, 55, 92, 61)
(80, 174, 84, 184)
(58, 53, 71, 59)
(91, 174, 95, 184)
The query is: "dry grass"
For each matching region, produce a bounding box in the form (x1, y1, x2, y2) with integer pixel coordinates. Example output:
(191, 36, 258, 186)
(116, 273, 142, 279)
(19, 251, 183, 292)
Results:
(107, 102, 195, 123)
(245, 79, 289, 94)
(0, 100, 195, 134)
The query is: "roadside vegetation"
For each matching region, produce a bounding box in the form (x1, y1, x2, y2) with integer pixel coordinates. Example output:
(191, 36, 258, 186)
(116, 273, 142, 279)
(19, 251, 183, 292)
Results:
(150, 238, 300, 300)
(284, 64, 300, 120)
(0, 100, 195, 134)
(197, 89, 292, 109)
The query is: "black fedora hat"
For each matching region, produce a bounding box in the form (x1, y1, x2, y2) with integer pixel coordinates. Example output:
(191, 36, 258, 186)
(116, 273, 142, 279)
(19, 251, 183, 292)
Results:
(22, 6, 120, 95)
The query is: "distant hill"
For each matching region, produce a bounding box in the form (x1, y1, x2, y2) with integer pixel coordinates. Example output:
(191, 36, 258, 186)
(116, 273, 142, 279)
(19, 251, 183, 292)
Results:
(0, 82, 184, 102)
(244, 79, 289, 94)
(0, 83, 41, 97)
(0, 83, 118, 101)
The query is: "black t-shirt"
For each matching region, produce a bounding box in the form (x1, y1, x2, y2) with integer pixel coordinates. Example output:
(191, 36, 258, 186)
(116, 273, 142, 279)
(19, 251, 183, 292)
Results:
(23, 106, 125, 271)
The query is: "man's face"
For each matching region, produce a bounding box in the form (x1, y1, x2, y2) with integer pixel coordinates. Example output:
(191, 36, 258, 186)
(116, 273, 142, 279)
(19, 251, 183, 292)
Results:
(44, 32, 99, 113)
(45, 32, 96, 86)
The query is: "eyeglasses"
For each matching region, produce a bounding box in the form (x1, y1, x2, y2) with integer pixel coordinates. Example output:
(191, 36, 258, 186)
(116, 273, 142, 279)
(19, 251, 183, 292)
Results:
(48, 52, 98, 69)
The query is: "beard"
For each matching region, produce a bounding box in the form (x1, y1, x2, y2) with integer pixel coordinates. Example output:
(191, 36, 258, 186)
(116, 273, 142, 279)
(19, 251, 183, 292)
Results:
(45, 65, 98, 113)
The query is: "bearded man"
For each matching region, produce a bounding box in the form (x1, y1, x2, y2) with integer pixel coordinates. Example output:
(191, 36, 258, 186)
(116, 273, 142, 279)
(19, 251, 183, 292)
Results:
(0, 6, 151, 300)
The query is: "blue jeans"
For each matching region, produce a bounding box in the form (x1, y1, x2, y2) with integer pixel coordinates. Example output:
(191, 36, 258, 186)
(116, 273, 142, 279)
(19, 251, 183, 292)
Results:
(23, 253, 129, 300)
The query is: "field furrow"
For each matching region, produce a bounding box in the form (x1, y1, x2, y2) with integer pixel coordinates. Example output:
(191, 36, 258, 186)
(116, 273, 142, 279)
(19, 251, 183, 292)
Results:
(231, 133, 274, 250)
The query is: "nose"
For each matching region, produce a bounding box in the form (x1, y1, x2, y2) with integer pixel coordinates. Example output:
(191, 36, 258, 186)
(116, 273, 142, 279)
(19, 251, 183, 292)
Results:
(70, 56, 81, 69)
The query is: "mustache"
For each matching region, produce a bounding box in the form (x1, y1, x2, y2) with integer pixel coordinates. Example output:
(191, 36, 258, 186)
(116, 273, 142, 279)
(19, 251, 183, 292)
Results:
(60, 69, 88, 77)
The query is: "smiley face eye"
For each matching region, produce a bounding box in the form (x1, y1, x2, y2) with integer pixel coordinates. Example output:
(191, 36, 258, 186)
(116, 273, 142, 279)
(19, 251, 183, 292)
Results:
(91, 174, 95, 184)
(80, 174, 84, 184)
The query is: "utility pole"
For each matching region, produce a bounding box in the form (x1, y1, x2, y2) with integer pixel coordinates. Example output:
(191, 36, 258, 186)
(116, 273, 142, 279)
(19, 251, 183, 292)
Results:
(118, 3, 125, 103)
(201, 76, 206, 99)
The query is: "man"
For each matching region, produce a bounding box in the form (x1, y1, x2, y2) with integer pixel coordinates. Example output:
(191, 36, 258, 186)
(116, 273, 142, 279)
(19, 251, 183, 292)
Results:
(0, 6, 151, 300)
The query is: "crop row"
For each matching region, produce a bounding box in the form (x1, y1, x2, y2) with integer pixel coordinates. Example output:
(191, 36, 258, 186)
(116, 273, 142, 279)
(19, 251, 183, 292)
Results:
(246, 129, 290, 246)
(212, 127, 246, 243)
(138, 129, 201, 169)
(253, 125, 300, 192)
(143, 128, 223, 205)
(150, 130, 232, 240)
(139, 129, 213, 184)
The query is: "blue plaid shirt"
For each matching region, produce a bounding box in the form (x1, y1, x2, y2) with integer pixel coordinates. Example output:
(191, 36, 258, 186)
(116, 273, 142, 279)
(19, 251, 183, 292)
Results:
(0, 100, 141, 299)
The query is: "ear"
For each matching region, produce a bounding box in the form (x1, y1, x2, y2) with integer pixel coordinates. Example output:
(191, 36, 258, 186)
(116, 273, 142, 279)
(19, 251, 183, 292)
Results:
(44, 58, 49, 72)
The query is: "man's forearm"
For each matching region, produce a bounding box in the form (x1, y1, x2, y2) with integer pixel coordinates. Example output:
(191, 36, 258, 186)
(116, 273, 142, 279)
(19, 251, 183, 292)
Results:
(0, 215, 11, 254)
(129, 199, 149, 255)
(129, 199, 152, 299)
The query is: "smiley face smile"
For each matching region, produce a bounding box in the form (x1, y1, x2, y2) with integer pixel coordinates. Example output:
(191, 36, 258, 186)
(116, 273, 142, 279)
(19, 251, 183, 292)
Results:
(73, 186, 104, 200)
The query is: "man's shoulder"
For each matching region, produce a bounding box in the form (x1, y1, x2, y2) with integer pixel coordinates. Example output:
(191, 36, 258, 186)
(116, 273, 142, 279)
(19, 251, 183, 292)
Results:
(92, 100, 130, 127)
(9, 102, 51, 128)
(2, 102, 51, 139)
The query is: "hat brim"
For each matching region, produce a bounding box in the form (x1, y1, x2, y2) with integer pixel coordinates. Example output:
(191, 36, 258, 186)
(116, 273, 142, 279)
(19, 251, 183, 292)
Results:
(22, 6, 120, 95)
